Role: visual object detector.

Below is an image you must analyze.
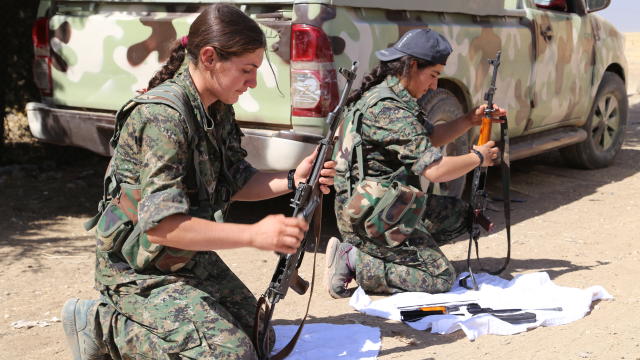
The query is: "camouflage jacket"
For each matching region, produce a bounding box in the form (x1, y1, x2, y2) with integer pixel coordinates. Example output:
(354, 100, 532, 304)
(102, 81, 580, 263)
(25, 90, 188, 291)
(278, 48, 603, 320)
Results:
(333, 76, 442, 245)
(95, 60, 257, 287)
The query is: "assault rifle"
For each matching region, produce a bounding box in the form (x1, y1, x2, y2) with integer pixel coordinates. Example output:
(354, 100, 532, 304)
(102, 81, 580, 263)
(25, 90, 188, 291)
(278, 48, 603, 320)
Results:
(460, 51, 512, 290)
(253, 61, 358, 360)
(398, 301, 562, 325)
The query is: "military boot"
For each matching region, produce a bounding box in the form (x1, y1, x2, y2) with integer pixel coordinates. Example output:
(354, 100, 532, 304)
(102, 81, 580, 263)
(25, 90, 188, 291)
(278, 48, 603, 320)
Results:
(325, 237, 356, 299)
(62, 298, 108, 360)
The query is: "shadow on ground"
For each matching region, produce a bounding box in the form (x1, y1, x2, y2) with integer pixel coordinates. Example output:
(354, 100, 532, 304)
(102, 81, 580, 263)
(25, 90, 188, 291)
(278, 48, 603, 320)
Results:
(0, 142, 108, 266)
(450, 256, 610, 281)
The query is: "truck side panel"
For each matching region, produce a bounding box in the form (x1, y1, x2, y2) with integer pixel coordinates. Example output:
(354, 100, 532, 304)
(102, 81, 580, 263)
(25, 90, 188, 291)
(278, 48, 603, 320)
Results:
(295, 4, 534, 139)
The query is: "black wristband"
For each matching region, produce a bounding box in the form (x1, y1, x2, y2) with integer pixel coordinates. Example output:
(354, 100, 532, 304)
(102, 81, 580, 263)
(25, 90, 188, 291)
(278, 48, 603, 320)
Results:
(471, 149, 484, 167)
(287, 169, 297, 191)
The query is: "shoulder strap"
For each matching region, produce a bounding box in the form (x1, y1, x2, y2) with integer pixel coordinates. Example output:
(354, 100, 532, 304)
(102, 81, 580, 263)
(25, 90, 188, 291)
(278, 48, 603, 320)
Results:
(110, 83, 199, 151)
(132, 84, 200, 146)
(359, 85, 412, 113)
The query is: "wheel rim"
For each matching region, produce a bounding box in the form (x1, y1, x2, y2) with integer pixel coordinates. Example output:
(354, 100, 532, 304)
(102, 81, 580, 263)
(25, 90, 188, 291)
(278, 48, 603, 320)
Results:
(591, 93, 621, 151)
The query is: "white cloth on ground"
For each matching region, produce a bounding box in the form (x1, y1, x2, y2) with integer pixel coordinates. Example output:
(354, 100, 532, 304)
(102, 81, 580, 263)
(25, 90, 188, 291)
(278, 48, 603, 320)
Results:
(272, 323, 381, 359)
(349, 271, 613, 341)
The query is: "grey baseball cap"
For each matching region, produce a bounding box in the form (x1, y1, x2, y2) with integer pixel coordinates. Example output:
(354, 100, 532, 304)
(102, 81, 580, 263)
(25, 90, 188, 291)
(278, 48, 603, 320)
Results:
(375, 28, 453, 64)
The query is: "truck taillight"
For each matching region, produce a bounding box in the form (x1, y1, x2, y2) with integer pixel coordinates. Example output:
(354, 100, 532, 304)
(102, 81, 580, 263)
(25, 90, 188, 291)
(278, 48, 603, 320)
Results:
(31, 17, 52, 96)
(290, 24, 338, 118)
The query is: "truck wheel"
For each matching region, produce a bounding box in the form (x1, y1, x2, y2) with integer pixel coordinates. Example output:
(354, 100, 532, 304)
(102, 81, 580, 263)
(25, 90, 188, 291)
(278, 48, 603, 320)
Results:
(560, 72, 628, 169)
(418, 88, 468, 198)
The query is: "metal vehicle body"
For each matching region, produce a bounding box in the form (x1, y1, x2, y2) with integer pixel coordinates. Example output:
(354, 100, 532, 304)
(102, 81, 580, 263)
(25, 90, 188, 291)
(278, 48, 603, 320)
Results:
(28, 0, 627, 176)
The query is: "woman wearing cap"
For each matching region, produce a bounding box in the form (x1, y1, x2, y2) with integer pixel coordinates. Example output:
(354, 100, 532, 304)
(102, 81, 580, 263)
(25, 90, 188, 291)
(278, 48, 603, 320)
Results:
(326, 28, 506, 298)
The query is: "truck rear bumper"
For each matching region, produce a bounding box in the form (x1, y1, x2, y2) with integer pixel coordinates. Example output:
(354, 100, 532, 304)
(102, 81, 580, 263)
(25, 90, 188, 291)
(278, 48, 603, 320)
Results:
(25, 102, 320, 171)
(242, 129, 320, 171)
(26, 102, 115, 156)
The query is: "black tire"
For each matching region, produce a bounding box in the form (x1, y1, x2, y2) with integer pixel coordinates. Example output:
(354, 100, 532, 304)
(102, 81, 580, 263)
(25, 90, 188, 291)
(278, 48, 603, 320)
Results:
(560, 72, 628, 169)
(418, 88, 468, 198)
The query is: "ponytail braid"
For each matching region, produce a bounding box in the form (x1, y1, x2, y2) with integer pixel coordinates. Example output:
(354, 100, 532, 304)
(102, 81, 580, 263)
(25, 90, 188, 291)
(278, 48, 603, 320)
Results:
(346, 63, 387, 105)
(147, 41, 187, 89)
(346, 56, 437, 105)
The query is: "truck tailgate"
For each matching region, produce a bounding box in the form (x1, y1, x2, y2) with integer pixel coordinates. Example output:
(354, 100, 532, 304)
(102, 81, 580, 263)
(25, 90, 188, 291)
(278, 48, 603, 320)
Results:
(47, 2, 292, 128)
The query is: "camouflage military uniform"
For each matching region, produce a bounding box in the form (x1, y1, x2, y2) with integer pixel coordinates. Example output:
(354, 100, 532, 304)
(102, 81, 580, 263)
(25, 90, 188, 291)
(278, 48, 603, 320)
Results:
(334, 75, 469, 295)
(91, 60, 264, 359)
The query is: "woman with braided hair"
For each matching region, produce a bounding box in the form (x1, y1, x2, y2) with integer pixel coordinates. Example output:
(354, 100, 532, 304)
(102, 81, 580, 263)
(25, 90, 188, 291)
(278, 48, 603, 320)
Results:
(326, 28, 506, 298)
(61, 4, 335, 359)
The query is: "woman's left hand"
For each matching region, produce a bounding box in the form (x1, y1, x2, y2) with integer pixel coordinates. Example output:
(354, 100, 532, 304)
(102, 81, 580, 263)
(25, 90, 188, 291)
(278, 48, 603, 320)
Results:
(293, 149, 336, 194)
(467, 104, 508, 127)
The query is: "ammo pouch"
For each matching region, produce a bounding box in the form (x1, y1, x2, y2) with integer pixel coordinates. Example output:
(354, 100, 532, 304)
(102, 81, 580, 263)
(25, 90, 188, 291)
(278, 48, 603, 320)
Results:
(93, 182, 197, 273)
(345, 178, 426, 247)
(94, 183, 139, 254)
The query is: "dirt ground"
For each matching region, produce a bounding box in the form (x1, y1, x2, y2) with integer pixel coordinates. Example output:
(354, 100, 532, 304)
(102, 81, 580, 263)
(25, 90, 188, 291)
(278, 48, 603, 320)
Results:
(2, 39, 640, 360)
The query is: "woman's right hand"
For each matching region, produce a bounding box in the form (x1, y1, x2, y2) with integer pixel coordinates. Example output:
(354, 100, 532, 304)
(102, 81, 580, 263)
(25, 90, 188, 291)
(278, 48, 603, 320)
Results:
(250, 214, 308, 254)
(472, 140, 500, 167)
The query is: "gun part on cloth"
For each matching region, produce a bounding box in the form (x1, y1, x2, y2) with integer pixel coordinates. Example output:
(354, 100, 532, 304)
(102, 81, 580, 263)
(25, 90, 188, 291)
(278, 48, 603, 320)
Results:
(399, 302, 562, 325)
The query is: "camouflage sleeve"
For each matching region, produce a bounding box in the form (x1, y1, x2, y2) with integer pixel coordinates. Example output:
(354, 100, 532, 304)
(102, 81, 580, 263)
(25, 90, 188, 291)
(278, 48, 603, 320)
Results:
(222, 106, 257, 195)
(363, 100, 442, 176)
(131, 104, 191, 233)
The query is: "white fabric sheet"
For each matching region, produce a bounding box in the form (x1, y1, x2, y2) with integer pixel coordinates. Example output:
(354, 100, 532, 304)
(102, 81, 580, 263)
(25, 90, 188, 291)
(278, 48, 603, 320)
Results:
(272, 323, 381, 359)
(349, 272, 613, 340)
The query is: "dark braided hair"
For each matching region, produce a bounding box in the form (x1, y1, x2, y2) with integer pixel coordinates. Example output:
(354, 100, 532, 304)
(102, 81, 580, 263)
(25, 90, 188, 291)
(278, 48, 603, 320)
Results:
(148, 4, 266, 89)
(346, 56, 436, 105)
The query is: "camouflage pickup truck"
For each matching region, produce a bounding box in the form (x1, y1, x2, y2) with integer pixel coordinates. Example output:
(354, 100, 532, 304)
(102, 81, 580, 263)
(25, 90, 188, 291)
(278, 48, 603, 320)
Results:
(28, 0, 627, 182)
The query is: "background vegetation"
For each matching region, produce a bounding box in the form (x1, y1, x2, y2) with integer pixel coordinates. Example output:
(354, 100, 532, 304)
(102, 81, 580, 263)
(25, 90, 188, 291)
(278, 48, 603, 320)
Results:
(0, 1, 41, 149)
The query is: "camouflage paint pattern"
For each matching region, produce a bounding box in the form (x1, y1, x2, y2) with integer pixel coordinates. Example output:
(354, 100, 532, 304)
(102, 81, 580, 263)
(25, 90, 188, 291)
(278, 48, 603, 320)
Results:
(90, 59, 260, 356)
(333, 76, 466, 294)
(38, 0, 626, 159)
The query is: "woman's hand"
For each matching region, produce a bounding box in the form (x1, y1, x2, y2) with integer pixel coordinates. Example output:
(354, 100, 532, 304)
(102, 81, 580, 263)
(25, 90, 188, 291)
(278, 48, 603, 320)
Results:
(250, 214, 309, 254)
(293, 149, 337, 194)
(467, 104, 507, 127)
(472, 140, 500, 167)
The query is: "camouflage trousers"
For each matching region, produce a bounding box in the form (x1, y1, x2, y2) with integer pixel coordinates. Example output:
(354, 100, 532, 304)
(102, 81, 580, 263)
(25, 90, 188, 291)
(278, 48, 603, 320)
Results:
(349, 194, 469, 294)
(94, 252, 268, 360)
